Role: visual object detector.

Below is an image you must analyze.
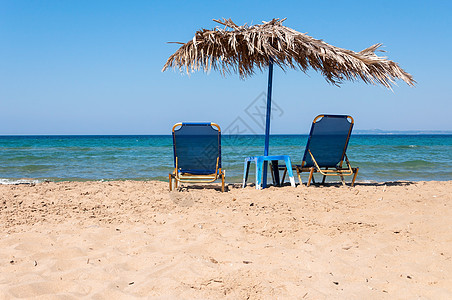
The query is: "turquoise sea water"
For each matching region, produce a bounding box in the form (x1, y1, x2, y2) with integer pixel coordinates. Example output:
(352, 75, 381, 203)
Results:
(1, 135, 451, 184)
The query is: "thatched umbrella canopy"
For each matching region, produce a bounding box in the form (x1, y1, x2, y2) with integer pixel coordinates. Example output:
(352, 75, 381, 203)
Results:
(163, 18, 414, 88)
(163, 18, 415, 187)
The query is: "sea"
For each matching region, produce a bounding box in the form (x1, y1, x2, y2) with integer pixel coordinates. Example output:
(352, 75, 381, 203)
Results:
(1, 135, 451, 184)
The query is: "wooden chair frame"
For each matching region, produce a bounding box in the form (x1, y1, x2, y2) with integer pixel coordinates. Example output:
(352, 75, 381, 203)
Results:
(280, 152, 359, 187)
(169, 157, 225, 192)
(279, 115, 359, 187)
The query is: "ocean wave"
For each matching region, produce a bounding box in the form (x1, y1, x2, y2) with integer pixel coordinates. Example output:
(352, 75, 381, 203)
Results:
(16, 164, 54, 172)
(0, 178, 43, 185)
(352, 159, 442, 168)
(394, 145, 421, 149)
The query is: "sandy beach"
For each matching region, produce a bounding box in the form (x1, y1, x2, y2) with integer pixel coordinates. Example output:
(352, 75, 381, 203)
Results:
(0, 180, 451, 299)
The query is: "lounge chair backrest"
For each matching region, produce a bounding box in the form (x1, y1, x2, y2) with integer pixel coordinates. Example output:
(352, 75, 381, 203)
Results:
(302, 115, 354, 168)
(172, 123, 221, 175)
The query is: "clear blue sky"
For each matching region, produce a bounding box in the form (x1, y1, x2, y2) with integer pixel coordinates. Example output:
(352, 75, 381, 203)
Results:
(1, 0, 451, 135)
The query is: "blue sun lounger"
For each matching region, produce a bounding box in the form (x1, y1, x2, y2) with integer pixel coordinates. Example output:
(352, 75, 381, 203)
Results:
(169, 122, 225, 192)
(281, 115, 359, 186)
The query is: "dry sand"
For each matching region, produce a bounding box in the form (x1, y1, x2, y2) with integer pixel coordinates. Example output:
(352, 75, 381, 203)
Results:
(0, 180, 451, 299)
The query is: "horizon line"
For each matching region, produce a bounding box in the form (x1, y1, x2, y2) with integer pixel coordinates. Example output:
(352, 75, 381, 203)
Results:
(1, 130, 452, 137)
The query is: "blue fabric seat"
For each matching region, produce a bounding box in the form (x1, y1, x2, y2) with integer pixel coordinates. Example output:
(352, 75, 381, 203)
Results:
(169, 122, 225, 192)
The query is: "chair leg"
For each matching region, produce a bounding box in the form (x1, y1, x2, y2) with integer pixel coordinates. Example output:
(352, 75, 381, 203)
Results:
(307, 167, 314, 187)
(243, 160, 251, 188)
(169, 174, 172, 191)
(322, 167, 327, 184)
(351, 167, 359, 187)
(269, 162, 275, 186)
(339, 171, 346, 186)
(221, 172, 225, 192)
(281, 167, 287, 185)
(296, 167, 302, 185)
(271, 161, 281, 186)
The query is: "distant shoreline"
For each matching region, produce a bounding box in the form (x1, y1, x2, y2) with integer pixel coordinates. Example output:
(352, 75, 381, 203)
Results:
(1, 178, 452, 186)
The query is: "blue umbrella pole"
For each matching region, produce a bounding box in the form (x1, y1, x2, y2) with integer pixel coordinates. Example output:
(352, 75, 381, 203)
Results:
(262, 61, 273, 188)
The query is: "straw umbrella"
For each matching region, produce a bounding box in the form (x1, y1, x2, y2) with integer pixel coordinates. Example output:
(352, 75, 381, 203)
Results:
(163, 18, 415, 186)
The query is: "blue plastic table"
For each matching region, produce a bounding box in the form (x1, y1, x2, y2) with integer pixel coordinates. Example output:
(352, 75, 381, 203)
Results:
(242, 155, 296, 189)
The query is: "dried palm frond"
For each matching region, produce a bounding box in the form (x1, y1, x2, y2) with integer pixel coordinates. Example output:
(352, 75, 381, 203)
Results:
(162, 18, 415, 88)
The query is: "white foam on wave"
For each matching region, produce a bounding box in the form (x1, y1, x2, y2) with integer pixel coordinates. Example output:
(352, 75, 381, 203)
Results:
(0, 178, 43, 185)
(360, 180, 378, 184)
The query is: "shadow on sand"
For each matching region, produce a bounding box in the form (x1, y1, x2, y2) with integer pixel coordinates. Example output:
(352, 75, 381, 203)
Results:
(170, 180, 416, 192)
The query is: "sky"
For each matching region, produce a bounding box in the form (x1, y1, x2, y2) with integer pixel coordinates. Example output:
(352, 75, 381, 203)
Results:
(1, 0, 451, 135)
